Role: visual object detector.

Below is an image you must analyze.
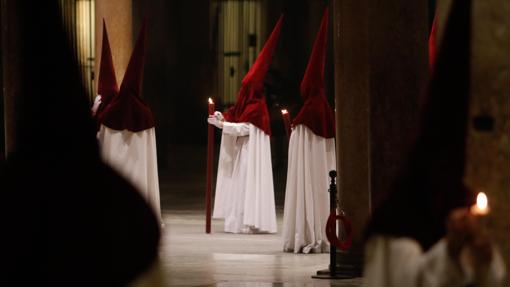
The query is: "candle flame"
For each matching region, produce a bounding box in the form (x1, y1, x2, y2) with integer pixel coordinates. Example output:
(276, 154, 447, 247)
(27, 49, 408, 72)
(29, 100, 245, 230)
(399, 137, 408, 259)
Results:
(476, 192, 488, 210)
(208, 98, 214, 104)
(281, 109, 288, 115)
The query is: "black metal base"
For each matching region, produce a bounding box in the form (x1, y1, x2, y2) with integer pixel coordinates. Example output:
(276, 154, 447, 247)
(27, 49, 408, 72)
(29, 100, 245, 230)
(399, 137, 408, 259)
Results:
(312, 249, 363, 280)
(312, 269, 358, 279)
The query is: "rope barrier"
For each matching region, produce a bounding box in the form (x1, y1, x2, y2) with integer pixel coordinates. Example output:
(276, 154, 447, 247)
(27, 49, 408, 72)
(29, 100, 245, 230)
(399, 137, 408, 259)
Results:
(326, 210, 353, 251)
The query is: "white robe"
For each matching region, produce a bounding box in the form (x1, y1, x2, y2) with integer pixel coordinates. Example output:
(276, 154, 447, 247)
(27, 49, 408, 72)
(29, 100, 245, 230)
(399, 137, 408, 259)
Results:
(282, 125, 336, 253)
(97, 125, 161, 221)
(364, 236, 506, 287)
(213, 122, 277, 233)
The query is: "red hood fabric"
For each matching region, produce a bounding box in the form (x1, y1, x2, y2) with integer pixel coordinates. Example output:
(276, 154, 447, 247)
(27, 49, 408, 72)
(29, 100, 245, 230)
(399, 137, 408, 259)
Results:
(95, 20, 118, 119)
(222, 15, 284, 136)
(98, 22, 155, 132)
(429, 15, 438, 73)
(292, 8, 335, 138)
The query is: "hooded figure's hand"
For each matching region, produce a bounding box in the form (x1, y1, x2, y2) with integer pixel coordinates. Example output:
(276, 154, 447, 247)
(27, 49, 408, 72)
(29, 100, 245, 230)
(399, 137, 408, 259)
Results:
(91, 95, 102, 116)
(207, 115, 223, 129)
(447, 207, 497, 283)
(214, 111, 224, 121)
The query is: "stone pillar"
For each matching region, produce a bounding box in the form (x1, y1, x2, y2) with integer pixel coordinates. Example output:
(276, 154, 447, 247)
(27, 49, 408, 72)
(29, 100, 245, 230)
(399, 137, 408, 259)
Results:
(95, 0, 133, 93)
(461, 0, 510, 282)
(332, 0, 428, 273)
(1, 0, 21, 157)
(332, 0, 370, 248)
(368, 1, 428, 206)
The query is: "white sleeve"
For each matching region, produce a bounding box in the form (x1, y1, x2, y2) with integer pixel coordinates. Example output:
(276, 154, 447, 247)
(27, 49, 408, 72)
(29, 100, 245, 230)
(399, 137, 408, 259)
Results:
(364, 236, 466, 287)
(222, 122, 251, 137)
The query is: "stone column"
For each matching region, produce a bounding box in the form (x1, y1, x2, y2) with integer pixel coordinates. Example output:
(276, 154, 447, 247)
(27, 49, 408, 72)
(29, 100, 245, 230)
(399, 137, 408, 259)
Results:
(1, 0, 21, 157)
(95, 0, 133, 93)
(332, 0, 428, 274)
(461, 0, 510, 281)
(332, 0, 370, 249)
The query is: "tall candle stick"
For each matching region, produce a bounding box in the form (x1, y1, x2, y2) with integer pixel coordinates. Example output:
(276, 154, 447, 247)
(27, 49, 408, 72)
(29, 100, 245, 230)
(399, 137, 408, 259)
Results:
(281, 109, 291, 140)
(206, 98, 215, 233)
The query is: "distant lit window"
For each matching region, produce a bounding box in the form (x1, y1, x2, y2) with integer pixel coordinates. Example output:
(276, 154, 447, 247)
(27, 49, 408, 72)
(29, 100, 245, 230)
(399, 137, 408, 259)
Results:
(212, 0, 262, 106)
(59, 0, 95, 100)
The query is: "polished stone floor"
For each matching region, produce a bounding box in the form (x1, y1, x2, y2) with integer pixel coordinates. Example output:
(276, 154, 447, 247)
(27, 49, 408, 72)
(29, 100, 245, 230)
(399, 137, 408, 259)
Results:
(157, 144, 363, 287)
(159, 211, 363, 287)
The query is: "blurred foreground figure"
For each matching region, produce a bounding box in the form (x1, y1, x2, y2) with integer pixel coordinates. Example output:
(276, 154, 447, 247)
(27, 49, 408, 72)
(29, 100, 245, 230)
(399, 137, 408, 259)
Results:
(363, 0, 505, 286)
(94, 21, 162, 223)
(207, 16, 283, 234)
(0, 1, 160, 285)
(282, 8, 336, 253)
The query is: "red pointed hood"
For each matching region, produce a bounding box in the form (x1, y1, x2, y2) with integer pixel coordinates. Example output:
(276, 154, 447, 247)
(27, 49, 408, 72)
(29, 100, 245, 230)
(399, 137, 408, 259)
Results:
(96, 20, 119, 119)
(223, 15, 284, 136)
(429, 15, 438, 73)
(292, 8, 335, 138)
(98, 22, 155, 132)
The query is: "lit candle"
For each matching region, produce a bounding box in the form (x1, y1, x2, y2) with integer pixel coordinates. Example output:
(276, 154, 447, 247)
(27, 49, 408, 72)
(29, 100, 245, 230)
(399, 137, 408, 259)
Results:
(208, 97, 215, 116)
(471, 191, 490, 216)
(281, 109, 291, 140)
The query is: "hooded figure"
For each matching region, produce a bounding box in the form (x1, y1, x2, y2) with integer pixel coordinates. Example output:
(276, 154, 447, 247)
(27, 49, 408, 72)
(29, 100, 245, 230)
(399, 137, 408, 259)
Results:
(363, 0, 505, 286)
(282, 8, 336, 253)
(207, 16, 283, 234)
(0, 2, 160, 285)
(92, 21, 118, 120)
(95, 22, 161, 222)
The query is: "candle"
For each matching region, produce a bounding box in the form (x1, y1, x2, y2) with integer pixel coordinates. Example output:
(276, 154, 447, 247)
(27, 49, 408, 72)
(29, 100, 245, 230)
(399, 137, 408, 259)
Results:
(281, 109, 291, 140)
(206, 98, 215, 233)
(471, 191, 490, 216)
(208, 97, 215, 115)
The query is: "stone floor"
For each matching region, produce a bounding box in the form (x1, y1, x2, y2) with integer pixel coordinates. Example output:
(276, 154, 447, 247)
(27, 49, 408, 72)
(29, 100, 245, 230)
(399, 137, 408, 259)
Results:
(159, 211, 363, 287)
(157, 144, 363, 286)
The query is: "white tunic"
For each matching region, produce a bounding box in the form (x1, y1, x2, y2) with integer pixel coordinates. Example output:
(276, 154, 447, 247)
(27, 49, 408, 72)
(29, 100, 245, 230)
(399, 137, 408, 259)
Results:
(282, 125, 336, 253)
(213, 122, 277, 233)
(364, 236, 506, 287)
(97, 125, 161, 221)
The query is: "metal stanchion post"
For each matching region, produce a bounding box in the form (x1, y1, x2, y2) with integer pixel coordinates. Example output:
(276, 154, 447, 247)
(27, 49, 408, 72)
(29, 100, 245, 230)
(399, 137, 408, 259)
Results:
(329, 170, 337, 277)
(313, 170, 360, 279)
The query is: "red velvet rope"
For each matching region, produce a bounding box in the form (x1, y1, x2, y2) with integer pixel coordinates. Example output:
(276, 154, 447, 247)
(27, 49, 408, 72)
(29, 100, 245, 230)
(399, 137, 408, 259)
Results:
(326, 211, 353, 251)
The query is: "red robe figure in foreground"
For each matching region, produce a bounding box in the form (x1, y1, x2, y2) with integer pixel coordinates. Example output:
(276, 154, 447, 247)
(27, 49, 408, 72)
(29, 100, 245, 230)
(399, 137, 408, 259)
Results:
(94, 22, 161, 223)
(363, 0, 505, 286)
(207, 16, 283, 234)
